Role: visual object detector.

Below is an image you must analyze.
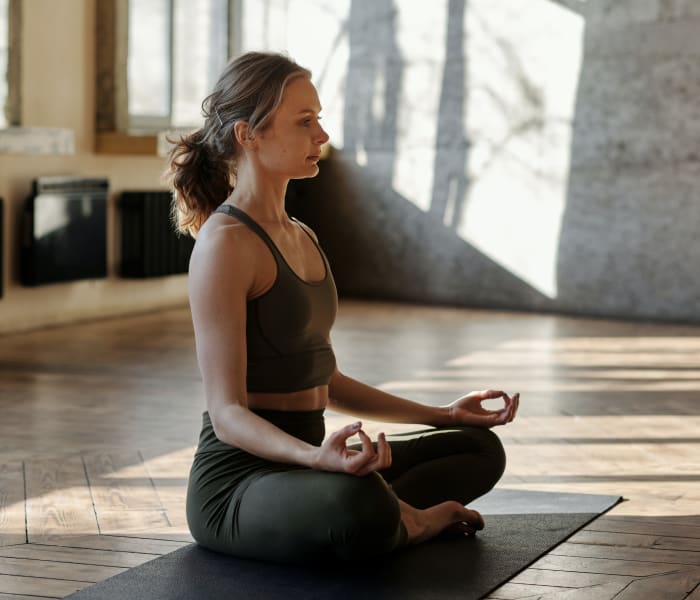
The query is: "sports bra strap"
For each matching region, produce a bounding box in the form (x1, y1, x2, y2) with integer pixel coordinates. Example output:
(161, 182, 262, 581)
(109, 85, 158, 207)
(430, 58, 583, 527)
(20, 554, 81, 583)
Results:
(215, 204, 282, 258)
(215, 204, 328, 269)
(290, 217, 326, 259)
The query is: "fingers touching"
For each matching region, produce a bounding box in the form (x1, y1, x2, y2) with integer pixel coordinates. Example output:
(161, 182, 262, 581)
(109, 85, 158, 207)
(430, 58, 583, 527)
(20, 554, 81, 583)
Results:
(473, 389, 506, 402)
(355, 430, 392, 476)
(481, 390, 520, 425)
(334, 426, 392, 476)
(509, 393, 520, 422)
(501, 392, 520, 423)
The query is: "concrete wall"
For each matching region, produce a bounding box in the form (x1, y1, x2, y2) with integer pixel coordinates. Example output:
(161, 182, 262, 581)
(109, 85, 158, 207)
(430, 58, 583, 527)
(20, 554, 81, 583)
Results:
(246, 0, 700, 322)
(0, 0, 187, 334)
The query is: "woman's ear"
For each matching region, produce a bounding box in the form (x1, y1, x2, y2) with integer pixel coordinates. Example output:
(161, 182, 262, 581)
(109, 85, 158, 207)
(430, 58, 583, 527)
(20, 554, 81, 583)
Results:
(234, 121, 255, 149)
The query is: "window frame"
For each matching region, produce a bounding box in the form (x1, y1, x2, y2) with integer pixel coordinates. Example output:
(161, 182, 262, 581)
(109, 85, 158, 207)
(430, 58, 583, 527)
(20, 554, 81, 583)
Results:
(0, 0, 74, 155)
(95, 0, 241, 155)
(2, 0, 21, 128)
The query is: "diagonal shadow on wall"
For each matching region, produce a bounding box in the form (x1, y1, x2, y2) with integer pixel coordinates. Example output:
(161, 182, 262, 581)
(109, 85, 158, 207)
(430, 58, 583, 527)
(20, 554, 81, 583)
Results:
(289, 154, 553, 311)
(289, 0, 554, 312)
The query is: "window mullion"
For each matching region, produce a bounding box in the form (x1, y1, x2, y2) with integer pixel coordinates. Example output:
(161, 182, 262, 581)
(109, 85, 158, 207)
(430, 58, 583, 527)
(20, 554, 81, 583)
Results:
(229, 0, 242, 59)
(6, 0, 22, 126)
(168, 0, 175, 128)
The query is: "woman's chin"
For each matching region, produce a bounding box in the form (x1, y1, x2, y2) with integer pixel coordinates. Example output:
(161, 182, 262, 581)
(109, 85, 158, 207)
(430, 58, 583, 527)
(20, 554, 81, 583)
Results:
(292, 164, 320, 179)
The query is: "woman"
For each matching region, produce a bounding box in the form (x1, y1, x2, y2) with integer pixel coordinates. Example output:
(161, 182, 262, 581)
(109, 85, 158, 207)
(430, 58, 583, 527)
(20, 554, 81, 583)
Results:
(167, 51, 519, 564)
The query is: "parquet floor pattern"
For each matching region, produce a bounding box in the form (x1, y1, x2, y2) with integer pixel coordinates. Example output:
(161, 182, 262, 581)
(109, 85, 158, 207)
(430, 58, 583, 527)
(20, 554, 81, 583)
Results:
(0, 301, 698, 598)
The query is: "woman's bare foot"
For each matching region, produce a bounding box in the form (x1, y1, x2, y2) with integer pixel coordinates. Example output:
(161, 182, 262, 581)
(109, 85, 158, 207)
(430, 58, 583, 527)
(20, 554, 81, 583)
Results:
(399, 499, 485, 545)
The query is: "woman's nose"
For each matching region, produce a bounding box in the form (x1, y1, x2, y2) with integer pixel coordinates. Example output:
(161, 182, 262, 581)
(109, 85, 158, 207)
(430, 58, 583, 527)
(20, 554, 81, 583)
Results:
(316, 125, 329, 145)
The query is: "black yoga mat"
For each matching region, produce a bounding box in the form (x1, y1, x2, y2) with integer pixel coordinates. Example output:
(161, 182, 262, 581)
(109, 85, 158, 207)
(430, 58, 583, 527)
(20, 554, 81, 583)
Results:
(66, 489, 621, 600)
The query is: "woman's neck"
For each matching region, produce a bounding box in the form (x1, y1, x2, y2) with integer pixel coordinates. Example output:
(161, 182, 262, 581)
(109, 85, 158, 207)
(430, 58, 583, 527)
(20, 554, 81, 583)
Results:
(229, 165, 289, 224)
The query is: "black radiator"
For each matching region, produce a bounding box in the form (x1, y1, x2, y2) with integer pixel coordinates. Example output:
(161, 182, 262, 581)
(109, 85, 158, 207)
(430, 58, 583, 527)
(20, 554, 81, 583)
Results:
(120, 191, 194, 277)
(20, 177, 108, 286)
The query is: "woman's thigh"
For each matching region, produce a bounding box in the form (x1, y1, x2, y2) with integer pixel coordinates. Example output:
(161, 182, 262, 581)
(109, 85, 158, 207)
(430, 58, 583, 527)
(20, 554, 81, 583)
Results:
(221, 468, 407, 563)
(352, 426, 506, 508)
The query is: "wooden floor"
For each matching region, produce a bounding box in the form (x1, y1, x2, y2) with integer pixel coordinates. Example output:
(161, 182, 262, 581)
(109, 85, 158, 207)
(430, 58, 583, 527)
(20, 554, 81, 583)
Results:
(0, 300, 698, 599)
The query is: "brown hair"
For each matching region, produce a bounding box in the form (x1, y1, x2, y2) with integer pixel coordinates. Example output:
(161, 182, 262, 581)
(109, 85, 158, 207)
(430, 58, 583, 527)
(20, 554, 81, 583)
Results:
(164, 52, 311, 236)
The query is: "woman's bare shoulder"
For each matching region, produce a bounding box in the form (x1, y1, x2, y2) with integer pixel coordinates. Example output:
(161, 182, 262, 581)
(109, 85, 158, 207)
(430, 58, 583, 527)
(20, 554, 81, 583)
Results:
(188, 212, 264, 296)
(191, 212, 262, 264)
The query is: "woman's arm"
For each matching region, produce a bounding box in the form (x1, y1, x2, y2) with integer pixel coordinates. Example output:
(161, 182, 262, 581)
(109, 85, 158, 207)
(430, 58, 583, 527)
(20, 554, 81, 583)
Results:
(328, 369, 519, 428)
(189, 221, 388, 474)
(327, 369, 453, 425)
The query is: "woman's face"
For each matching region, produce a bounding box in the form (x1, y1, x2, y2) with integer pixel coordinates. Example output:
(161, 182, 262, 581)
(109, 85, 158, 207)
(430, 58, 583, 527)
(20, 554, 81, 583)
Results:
(253, 76, 329, 179)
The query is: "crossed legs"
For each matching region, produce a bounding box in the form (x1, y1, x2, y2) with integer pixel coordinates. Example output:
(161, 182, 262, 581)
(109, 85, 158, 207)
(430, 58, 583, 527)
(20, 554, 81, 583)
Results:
(214, 425, 506, 563)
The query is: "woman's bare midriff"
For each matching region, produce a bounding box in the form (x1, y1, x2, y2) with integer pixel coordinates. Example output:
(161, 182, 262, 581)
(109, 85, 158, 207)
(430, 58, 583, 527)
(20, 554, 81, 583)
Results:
(246, 385, 329, 412)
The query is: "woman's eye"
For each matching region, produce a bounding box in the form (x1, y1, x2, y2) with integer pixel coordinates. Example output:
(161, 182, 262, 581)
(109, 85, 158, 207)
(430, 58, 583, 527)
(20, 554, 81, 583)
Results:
(300, 116, 321, 127)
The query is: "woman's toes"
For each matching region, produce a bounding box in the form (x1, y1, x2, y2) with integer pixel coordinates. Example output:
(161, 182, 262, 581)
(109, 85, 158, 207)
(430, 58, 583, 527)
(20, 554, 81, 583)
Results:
(465, 508, 484, 530)
(446, 521, 477, 536)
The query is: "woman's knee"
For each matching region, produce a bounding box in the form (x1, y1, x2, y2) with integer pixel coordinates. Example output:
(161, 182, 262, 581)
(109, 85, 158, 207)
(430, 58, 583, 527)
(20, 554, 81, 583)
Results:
(445, 426, 507, 486)
(475, 427, 507, 478)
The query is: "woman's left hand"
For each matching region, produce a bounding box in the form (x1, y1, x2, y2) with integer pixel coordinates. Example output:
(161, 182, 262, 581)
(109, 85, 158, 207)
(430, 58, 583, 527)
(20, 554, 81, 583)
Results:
(446, 390, 519, 428)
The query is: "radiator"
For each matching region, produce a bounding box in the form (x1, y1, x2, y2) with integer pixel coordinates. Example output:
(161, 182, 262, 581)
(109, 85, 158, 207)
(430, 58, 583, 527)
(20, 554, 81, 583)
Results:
(20, 177, 108, 286)
(120, 191, 194, 278)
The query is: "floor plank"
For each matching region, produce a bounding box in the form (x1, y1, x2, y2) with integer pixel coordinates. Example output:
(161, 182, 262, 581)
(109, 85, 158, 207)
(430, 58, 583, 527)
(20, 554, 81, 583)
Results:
(586, 516, 700, 539)
(0, 461, 26, 547)
(532, 554, 684, 577)
(24, 455, 99, 544)
(485, 582, 572, 598)
(105, 529, 194, 543)
(550, 542, 700, 566)
(94, 509, 172, 535)
(510, 568, 633, 588)
(602, 514, 700, 527)
(568, 530, 700, 553)
(521, 582, 630, 599)
(0, 556, 125, 582)
(0, 543, 159, 568)
(139, 447, 192, 529)
(34, 534, 189, 555)
(82, 450, 163, 511)
(0, 573, 88, 597)
(613, 567, 700, 599)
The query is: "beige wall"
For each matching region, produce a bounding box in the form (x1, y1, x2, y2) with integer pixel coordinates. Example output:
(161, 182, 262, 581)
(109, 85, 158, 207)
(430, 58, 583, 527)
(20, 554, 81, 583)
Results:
(0, 0, 188, 334)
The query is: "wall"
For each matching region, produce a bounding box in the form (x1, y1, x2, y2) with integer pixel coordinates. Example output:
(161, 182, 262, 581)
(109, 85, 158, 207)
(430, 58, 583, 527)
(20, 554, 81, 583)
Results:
(245, 0, 700, 323)
(0, 0, 187, 334)
(556, 1, 700, 322)
(2, 0, 698, 333)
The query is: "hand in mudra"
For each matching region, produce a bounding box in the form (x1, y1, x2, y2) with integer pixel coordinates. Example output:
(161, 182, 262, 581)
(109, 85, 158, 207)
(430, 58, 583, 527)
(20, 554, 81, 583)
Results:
(447, 389, 519, 428)
(313, 421, 391, 476)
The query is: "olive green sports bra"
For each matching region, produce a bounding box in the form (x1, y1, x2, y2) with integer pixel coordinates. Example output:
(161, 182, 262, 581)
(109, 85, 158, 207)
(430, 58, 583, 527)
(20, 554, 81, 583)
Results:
(215, 204, 337, 393)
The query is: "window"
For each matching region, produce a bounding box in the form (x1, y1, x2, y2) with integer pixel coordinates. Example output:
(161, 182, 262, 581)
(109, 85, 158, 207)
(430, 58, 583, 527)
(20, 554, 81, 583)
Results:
(0, 0, 19, 129)
(96, 0, 237, 141)
(96, 0, 239, 152)
(0, 1, 73, 155)
(128, 0, 231, 130)
(0, 0, 8, 129)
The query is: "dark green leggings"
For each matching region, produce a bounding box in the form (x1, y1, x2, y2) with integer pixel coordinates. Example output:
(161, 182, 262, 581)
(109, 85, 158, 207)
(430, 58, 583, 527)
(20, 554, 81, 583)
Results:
(186, 410, 506, 564)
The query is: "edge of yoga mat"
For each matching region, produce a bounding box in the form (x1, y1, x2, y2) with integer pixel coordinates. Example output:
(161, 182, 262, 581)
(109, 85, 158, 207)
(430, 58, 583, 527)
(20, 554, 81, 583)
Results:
(64, 489, 622, 600)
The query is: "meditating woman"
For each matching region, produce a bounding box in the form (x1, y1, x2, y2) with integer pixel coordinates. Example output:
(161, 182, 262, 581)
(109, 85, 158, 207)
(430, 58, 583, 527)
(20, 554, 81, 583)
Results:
(166, 51, 519, 564)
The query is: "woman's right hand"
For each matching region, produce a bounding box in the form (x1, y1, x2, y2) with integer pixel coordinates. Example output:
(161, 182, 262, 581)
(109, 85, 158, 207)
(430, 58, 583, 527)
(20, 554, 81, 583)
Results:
(312, 421, 391, 476)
